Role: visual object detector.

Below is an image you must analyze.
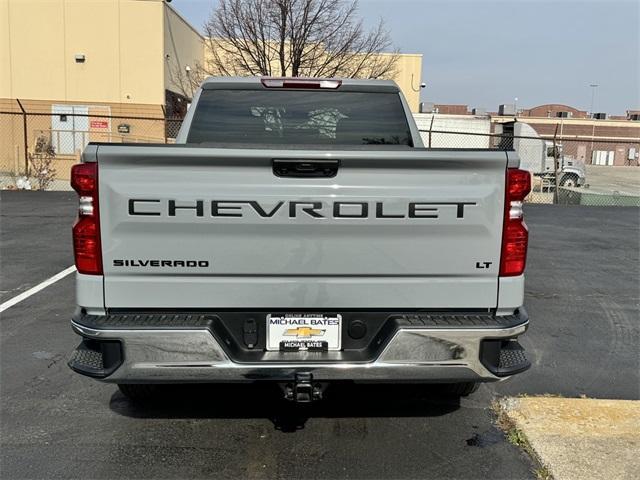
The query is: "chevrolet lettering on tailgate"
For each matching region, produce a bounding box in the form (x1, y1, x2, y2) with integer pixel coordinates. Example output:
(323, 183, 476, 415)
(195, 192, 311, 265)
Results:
(128, 199, 477, 219)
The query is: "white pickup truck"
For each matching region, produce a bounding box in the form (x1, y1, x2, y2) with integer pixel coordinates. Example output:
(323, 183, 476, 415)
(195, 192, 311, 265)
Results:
(68, 77, 531, 403)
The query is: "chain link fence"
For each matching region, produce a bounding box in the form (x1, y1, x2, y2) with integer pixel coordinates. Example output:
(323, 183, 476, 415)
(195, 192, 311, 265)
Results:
(0, 105, 183, 190)
(1, 107, 638, 206)
(416, 125, 640, 207)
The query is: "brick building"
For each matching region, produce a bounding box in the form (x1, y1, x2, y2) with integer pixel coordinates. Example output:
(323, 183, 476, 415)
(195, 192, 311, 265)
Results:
(432, 104, 471, 115)
(519, 104, 589, 119)
(421, 101, 639, 166)
(496, 104, 639, 166)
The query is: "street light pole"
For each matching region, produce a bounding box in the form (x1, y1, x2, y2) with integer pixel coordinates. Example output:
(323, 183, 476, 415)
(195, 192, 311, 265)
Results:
(589, 84, 599, 161)
(589, 84, 599, 117)
(410, 74, 426, 92)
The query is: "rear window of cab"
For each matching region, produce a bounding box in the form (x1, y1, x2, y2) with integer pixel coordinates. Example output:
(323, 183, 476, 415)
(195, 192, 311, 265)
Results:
(187, 89, 413, 146)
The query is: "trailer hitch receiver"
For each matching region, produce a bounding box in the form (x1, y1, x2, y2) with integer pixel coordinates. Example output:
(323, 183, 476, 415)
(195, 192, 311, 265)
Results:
(283, 372, 324, 403)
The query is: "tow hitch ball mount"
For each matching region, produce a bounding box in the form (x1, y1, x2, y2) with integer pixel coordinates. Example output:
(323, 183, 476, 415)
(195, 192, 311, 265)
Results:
(282, 373, 325, 402)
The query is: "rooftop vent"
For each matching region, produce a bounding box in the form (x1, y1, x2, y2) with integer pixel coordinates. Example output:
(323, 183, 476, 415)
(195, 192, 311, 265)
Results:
(499, 104, 516, 116)
(419, 102, 435, 113)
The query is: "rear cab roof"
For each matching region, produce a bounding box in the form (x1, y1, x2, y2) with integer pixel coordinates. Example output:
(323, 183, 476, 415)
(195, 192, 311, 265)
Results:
(200, 76, 401, 93)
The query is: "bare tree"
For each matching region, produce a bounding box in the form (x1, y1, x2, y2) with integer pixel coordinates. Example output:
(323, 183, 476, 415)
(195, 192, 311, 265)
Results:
(28, 135, 57, 190)
(202, 0, 398, 80)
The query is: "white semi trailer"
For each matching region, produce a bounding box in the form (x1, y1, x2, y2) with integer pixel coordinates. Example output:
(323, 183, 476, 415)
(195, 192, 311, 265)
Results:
(414, 114, 586, 188)
(413, 113, 492, 149)
(509, 122, 586, 188)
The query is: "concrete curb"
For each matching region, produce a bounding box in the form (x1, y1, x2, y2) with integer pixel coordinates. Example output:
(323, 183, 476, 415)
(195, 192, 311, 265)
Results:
(496, 397, 640, 480)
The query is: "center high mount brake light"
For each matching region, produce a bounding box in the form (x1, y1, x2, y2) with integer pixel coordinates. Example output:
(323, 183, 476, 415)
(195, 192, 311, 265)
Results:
(261, 78, 342, 89)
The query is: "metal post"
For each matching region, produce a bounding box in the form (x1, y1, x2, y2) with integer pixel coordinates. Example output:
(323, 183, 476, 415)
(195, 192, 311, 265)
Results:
(428, 115, 434, 148)
(589, 84, 599, 162)
(590, 122, 596, 161)
(16, 99, 28, 175)
(161, 105, 168, 144)
(552, 125, 560, 205)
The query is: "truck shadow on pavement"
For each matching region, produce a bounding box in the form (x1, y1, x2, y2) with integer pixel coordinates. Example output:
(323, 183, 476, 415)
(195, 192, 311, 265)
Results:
(109, 383, 461, 432)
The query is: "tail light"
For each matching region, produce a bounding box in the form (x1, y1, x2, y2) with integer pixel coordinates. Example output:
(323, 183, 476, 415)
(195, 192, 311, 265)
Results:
(71, 163, 102, 275)
(500, 168, 531, 276)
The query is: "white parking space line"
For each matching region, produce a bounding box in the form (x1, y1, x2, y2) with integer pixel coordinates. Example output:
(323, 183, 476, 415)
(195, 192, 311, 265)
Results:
(0, 266, 76, 314)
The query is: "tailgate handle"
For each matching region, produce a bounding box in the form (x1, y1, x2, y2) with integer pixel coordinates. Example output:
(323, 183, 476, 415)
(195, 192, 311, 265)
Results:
(273, 159, 339, 178)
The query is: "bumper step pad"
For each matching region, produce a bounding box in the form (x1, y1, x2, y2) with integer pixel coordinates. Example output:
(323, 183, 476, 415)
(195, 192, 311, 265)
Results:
(499, 342, 529, 370)
(68, 338, 122, 378)
(69, 344, 103, 370)
(390, 311, 526, 329)
(481, 339, 531, 377)
(74, 309, 527, 331)
(73, 312, 214, 330)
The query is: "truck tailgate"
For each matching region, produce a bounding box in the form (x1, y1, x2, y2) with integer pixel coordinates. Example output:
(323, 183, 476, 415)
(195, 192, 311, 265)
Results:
(96, 145, 507, 309)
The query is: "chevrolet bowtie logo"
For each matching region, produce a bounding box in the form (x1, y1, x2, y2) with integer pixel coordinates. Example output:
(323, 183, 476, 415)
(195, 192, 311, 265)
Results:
(284, 327, 326, 338)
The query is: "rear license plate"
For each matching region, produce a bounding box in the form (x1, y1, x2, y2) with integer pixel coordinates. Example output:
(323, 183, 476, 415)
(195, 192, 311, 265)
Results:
(266, 314, 342, 351)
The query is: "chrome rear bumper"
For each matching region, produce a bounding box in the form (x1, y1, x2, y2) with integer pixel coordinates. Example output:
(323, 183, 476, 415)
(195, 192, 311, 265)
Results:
(70, 316, 529, 383)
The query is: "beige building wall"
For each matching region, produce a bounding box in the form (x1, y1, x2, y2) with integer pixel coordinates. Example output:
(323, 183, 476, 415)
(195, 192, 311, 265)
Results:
(391, 54, 423, 112)
(0, 0, 14, 99)
(1, 0, 165, 105)
(164, 4, 204, 98)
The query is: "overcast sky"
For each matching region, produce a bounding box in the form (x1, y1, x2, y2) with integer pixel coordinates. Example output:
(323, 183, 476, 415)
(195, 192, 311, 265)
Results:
(170, 0, 639, 114)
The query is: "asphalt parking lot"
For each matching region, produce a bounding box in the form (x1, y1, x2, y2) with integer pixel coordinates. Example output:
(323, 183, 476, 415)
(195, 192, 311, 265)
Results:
(1, 191, 639, 479)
